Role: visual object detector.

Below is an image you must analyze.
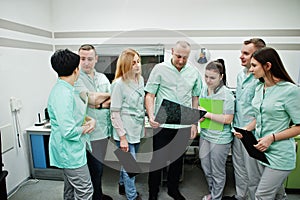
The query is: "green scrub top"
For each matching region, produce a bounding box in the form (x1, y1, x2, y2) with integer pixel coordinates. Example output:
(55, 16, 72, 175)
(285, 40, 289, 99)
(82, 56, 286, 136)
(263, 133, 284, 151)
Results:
(233, 68, 259, 128)
(199, 85, 235, 144)
(75, 69, 112, 140)
(144, 59, 203, 129)
(48, 78, 88, 169)
(110, 77, 145, 144)
(252, 81, 300, 170)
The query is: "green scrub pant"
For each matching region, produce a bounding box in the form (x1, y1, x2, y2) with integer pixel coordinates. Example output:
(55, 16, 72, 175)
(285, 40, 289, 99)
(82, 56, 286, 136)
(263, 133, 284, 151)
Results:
(255, 163, 289, 200)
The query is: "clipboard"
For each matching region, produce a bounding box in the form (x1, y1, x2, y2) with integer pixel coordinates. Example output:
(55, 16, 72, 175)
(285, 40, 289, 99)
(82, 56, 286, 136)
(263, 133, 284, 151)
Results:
(234, 127, 270, 165)
(114, 148, 142, 178)
(199, 98, 224, 130)
(154, 99, 207, 125)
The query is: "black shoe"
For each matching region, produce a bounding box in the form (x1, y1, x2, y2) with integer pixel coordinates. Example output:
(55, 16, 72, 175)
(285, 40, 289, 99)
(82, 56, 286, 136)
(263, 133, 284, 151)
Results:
(135, 192, 142, 200)
(118, 184, 125, 195)
(222, 195, 237, 200)
(167, 190, 186, 200)
(102, 194, 113, 200)
(148, 194, 158, 200)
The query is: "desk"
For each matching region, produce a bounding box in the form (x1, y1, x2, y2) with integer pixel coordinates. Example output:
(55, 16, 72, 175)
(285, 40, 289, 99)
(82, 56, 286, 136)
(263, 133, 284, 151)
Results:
(26, 126, 63, 180)
(26, 126, 190, 182)
(26, 126, 153, 180)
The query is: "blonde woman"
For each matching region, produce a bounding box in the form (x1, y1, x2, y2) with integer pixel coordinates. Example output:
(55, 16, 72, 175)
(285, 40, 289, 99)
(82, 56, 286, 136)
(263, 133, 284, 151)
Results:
(110, 48, 144, 200)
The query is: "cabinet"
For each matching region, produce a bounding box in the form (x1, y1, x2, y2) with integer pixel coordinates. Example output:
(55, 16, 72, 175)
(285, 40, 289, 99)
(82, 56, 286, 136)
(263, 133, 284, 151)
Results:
(26, 127, 63, 180)
(26, 125, 188, 181)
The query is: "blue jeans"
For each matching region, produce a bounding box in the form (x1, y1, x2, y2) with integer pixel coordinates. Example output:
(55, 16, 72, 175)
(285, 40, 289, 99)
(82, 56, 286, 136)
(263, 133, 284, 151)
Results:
(115, 141, 140, 200)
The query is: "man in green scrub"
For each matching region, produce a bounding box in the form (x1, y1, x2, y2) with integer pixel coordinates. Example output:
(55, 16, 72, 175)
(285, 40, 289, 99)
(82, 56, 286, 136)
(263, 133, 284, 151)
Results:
(145, 41, 203, 200)
(225, 38, 265, 200)
(75, 44, 113, 200)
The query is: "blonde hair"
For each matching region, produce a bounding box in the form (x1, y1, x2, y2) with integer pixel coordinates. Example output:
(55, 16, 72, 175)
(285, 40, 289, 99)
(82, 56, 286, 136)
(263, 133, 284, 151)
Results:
(114, 48, 141, 82)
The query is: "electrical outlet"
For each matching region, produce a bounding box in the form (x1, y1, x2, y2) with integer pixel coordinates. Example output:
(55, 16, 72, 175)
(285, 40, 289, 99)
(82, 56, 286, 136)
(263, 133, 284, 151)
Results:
(10, 97, 22, 112)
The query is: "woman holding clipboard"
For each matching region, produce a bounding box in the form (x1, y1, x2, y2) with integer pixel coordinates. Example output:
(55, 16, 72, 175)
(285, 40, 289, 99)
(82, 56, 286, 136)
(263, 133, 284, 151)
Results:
(198, 59, 235, 200)
(235, 47, 300, 199)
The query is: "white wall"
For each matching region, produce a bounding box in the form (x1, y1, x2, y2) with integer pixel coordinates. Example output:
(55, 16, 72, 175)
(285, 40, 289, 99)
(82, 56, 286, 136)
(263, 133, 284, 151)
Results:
(51, 0, 300, 87)
(0, 0, 300, 195)
(0, 0, 52, 30)
(52, 0, 300, 31)
(189, 50, 300, 88)
(0, 0, 55, 194)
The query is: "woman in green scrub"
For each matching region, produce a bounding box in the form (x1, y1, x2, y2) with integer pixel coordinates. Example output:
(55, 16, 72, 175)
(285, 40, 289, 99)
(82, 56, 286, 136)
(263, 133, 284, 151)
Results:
(237, 47, 300, 199)
(110, 48, 144, 200)
(199, 59, 235, 200)
(48, 49, 96, 200)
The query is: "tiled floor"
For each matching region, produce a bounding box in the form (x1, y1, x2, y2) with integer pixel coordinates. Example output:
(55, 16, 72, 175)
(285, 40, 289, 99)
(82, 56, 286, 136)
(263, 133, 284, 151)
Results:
(8, 159, 300, 200)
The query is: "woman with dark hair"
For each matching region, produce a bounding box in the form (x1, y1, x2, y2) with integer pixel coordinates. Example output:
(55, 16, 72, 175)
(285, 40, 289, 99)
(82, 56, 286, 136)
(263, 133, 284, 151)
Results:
(48, 49, 96, 200)
(199, 59, 235, 200)
(236, 47, 300, 199)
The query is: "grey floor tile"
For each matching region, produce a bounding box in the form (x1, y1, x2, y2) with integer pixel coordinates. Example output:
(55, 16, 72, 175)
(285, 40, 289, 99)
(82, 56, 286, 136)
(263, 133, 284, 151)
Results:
(8, 161, 300, 200)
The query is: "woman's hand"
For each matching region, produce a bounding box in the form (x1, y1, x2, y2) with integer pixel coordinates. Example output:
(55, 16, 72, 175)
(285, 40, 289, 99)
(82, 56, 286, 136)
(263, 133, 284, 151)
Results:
(254, 134, 273, 152)
(119, 135, 129, 152)
(82, 117, 96, 134)
(199, 117, 205, 122)
(198, 106, 206, 111)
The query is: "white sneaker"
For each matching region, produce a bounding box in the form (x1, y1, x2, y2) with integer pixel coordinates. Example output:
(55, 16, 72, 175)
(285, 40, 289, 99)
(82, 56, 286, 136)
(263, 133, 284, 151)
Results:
(202, 194, 211, 200)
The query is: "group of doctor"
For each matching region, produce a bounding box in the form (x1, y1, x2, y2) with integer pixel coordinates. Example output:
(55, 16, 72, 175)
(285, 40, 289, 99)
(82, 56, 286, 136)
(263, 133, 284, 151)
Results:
(47, 38, 300, 200)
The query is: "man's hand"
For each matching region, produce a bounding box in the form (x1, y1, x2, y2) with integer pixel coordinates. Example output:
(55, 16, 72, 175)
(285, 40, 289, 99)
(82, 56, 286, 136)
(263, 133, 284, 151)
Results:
(102, 98, 111, 108)
(233, 131, 243, 139)
(149, 116, 160, 129)
(190, 124, 198, 139)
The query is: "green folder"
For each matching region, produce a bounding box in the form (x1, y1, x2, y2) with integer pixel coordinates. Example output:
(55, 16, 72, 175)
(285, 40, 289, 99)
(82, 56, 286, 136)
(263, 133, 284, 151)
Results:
(199, 98, 224, 131)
